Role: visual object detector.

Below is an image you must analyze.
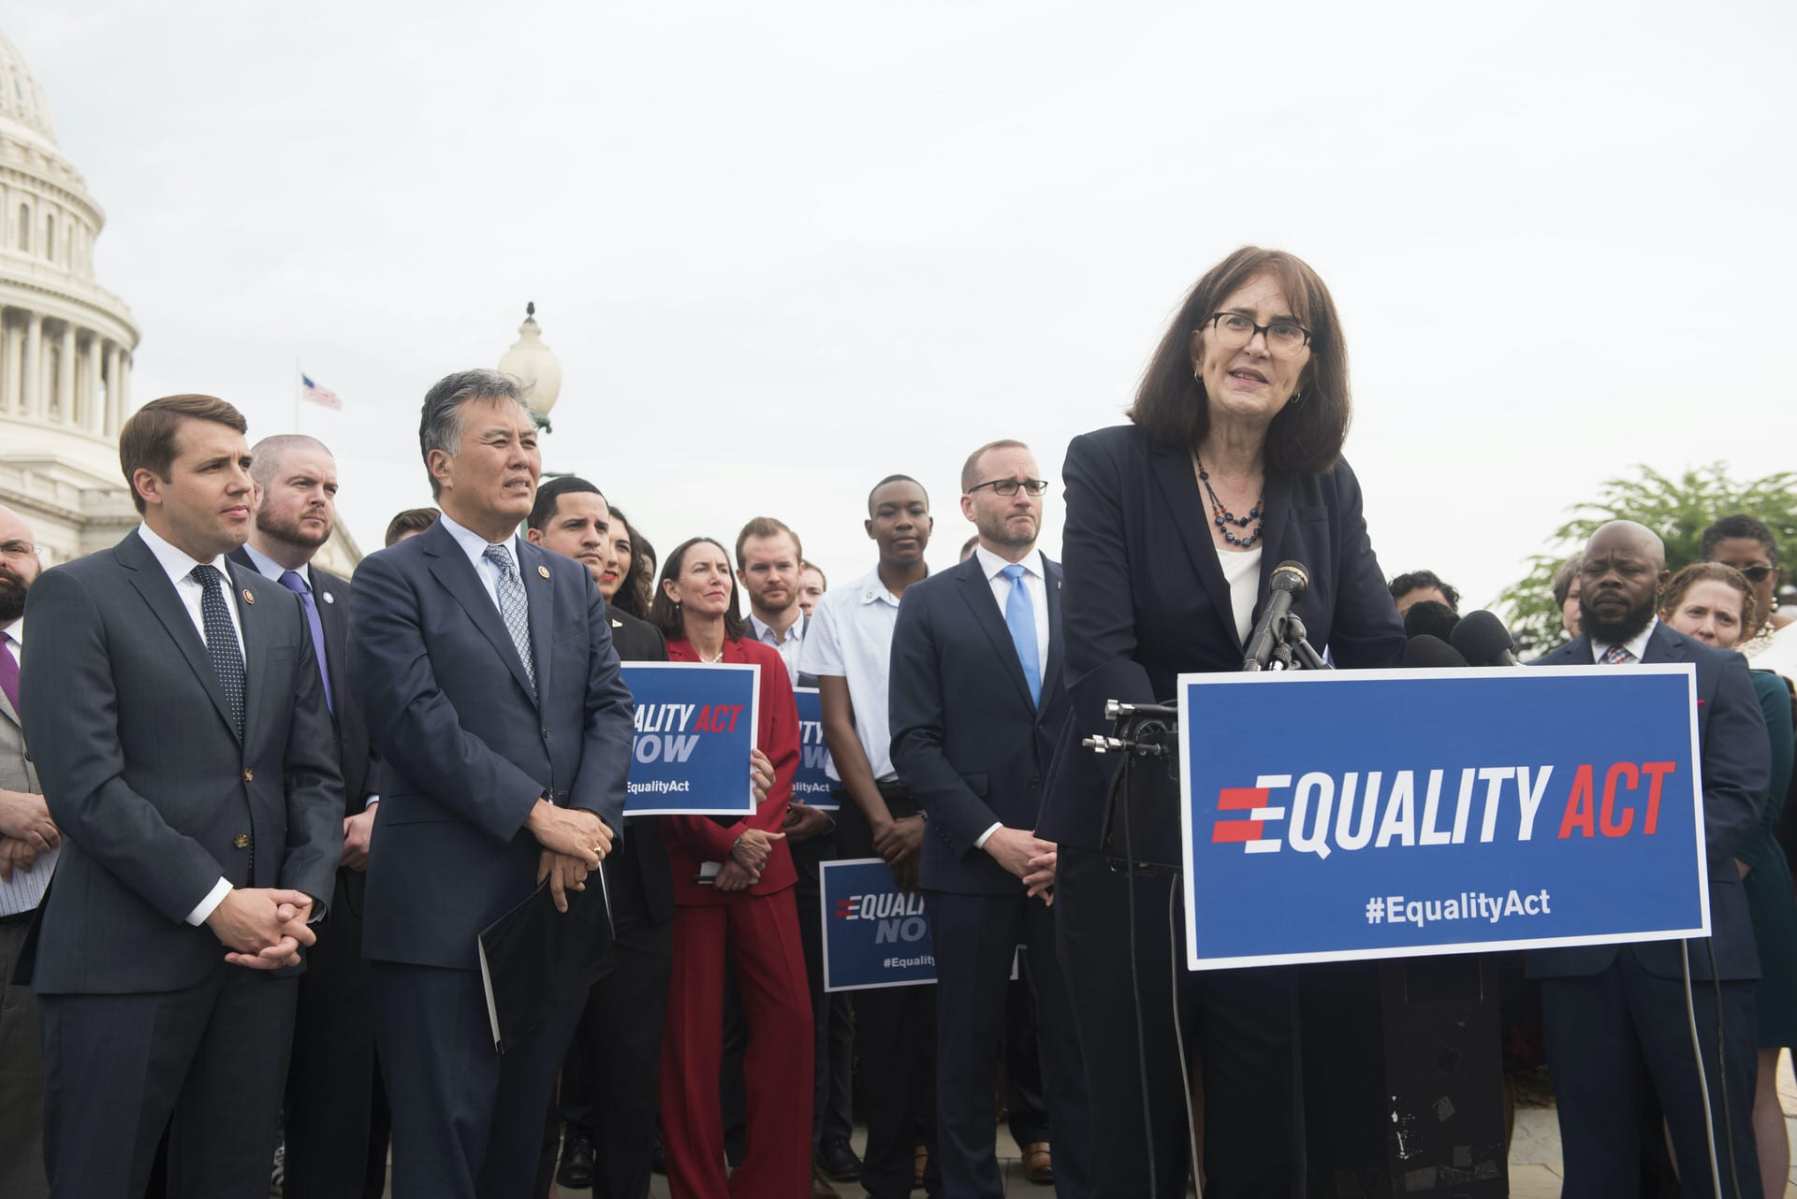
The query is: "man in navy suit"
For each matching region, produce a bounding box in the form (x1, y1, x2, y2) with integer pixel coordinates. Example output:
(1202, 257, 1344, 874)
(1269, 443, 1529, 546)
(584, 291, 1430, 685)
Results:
(890, 440, 1093, 1199)
(1530, 520, 1771, 1196)
(350, 370, 635, 1199)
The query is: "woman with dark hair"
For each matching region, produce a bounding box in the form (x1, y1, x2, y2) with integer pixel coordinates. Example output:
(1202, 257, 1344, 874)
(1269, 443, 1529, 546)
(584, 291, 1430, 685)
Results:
(649, 536, 813, 1199)
(1660, 562, 1797, 1198)
(1041, 246, 1405, 1194)
(603, 505, 658, 620)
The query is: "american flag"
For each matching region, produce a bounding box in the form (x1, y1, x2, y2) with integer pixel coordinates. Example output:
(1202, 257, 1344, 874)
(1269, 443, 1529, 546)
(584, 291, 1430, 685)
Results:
(300, 373, 342, 411)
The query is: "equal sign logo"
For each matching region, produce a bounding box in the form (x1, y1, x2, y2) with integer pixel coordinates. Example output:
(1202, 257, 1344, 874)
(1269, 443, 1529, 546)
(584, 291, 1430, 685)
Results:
(1211, 785, 1285, 854)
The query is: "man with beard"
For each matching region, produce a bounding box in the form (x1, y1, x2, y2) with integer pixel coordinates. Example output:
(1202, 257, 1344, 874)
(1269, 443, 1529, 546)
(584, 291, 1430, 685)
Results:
(234, 434, 385, 1198)
(0, 504, 54, 1199)
(1529, 520, 1770, 1195)
(889, 441, 1090, 1197)
(800, 474, 942, 1199)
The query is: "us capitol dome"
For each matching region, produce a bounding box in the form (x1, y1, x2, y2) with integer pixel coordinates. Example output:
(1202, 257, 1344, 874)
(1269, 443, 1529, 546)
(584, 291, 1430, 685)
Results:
(0, 30, 143, 565)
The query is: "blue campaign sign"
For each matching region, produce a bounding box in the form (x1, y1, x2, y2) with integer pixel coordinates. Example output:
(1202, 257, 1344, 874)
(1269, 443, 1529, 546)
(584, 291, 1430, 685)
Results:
(619, 662, 759, 817)
(1179, 665, 1707, 971)
(821, 858, 936, 992)
(793, 687, 838, 811)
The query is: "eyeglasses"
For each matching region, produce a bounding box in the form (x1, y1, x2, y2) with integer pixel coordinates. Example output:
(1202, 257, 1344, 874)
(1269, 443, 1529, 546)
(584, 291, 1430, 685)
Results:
(1207, 312, 1311, 355)
(968, 478, 1050, 498)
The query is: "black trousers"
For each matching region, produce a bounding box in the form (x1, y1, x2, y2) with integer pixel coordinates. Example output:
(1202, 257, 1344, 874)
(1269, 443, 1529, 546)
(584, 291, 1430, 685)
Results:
(1002, 966, 1049, 1148)
(929, 889, 1094, 1199)
(372, 960, 589, 1199)
(1055, 843, 1300, 1198)
(837, 790, 940, 1199)
(40, 966, 297, 1198)
(793, 826, 857, 1153)
(1542, 954, 1760, 1198)
(284, 868, 387, 1199)
(556, 913, 673, 1198)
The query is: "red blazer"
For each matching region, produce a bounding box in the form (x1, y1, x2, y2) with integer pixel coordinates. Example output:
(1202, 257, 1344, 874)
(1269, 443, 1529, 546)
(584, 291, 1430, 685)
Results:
(662, 635, 800, 905)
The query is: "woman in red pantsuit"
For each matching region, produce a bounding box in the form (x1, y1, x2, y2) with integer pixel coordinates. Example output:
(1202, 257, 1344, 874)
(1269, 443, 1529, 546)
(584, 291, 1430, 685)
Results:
(651, 536, 813, 1198)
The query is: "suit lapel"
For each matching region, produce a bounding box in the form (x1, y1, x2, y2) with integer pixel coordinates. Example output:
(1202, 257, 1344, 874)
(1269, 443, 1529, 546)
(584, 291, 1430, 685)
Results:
(1149, 442, 1242, 655)
(1251, 471, 1294, 625)
(421, 522, 538, 703)
(1641, 622, 1685, 665)
(956, 557, 1035, 711)
(117, 532, 239, 740)
(1040, 556, 1065, 711)
(230, 559, 273, 751)
(0, 685, 18, 730)
(314, 571, 351, 723)
(518, 540, 554, 706)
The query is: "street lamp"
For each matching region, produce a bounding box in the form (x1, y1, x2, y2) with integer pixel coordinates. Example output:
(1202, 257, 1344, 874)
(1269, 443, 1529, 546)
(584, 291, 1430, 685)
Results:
(498, 301, 563, 432)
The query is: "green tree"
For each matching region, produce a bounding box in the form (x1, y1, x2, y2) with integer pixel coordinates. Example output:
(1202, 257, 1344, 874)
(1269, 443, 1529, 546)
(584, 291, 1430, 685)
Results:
(1498, 464, 1797, 653)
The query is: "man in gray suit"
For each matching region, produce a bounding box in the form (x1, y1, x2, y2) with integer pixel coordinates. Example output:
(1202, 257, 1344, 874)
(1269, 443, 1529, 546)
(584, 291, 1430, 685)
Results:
(0, 503, 54, 1199)
(20, 394, 343, 1198)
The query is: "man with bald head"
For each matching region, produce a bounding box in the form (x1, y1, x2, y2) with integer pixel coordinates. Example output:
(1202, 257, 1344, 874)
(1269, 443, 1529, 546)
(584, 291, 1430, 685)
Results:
(235, 433, 385, 1198)
(1530, 520, 1772, 1195)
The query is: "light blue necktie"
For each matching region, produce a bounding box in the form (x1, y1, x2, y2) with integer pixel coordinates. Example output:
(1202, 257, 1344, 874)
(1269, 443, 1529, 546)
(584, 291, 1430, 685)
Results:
(1001, 563, 1042, 707)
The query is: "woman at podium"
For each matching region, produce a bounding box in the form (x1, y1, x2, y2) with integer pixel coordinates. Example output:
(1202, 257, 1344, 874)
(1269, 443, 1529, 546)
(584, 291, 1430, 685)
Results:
(1040, 246, 1404, 1195)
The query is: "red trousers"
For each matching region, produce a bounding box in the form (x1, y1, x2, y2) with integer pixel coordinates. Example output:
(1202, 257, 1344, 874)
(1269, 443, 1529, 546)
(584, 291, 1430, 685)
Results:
(661, 890, 814, 1198)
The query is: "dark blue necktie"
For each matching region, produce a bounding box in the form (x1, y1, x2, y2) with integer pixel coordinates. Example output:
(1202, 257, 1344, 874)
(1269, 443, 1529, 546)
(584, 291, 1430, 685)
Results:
(1000, 563, 1042, 707)
(191, 565, 245, 738)
(279, 570, 333, 714)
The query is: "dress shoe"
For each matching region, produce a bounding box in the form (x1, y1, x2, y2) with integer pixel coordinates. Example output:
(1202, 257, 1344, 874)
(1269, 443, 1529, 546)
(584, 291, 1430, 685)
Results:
(817, 1139, 863, 1181)
(811, 1164, 841, 1197)
(914, 1144, 929, 1189)
(556, 1132, 596, 1190)
(1022, 1142, 1053, 1186)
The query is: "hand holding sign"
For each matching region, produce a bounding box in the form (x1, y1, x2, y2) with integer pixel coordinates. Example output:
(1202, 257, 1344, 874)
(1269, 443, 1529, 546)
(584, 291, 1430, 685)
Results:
(750, 748, 774, 803)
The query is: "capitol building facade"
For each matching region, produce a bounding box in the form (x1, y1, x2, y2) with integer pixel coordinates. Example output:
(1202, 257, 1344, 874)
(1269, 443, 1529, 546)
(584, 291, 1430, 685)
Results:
(0, 31, 359, 574)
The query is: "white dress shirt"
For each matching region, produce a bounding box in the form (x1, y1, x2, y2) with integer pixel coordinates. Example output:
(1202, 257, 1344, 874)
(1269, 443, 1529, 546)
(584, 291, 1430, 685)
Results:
(1216, 545, 1263, 646)
(1589, 617, 1659, 665)
(747, 611, 806, 683)
(438, 511, 529, 617)
(797, 568, 904, 783)
(135, 523, 250, 927)
(969, 545, 1053, 850)
(0, 618, 56, 918)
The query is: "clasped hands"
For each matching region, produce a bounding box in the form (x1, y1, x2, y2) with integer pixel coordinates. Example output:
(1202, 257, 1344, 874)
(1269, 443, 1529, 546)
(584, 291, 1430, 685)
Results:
(0, 786, 59, 882)
(207, 887, 317, 969)
(713, 748, 783, 893)
(528, 799, 616, 913)
(985, 826, 1058, 906)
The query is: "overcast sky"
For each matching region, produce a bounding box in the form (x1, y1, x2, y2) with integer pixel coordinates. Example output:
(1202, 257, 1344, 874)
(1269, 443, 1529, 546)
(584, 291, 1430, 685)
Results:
(11, 1, 1795, 612)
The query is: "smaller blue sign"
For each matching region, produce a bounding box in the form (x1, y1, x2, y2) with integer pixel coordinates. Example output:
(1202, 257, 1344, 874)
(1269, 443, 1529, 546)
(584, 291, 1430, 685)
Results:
(793, 687, 837, 811)
(821, 858, 936, 992)
(619, 662, 759, 817)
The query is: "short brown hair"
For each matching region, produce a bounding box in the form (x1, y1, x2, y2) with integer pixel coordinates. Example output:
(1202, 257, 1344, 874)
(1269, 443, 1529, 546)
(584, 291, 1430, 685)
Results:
(801, 560, 827, 590)
(734, 517, 803, 569)
(1659, 562, 1760, 637)
(960, 439, 1031, 492)
(119, 395, 248, 514)
(384, 506, 439, 546)
(1128, 246, 1350, 475)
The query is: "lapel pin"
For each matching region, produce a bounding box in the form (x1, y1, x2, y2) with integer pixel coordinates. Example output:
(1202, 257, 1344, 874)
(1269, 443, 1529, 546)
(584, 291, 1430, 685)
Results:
(322, 591, 335, 604)
(537, 564, 551, 579)
(611, 618, 624, 628)
(242, 589, 256, 605)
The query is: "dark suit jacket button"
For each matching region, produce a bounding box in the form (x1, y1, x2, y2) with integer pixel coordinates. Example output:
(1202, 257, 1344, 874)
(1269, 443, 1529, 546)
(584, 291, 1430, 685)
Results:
(242, 769, 255, 782)
(233, 834, 251, 849)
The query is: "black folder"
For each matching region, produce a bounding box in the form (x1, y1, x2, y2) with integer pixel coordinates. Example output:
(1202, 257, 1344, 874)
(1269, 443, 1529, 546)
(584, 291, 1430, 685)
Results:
(476, 866, 613, 1053)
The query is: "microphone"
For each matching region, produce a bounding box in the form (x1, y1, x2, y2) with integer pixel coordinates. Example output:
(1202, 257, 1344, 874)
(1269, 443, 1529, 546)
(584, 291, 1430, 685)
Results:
(1403, 634, 1469, 669)
(1402, 600, 1460, 645)
(1450, 610, 1522, 666)
(1242, 561, 1309, 671)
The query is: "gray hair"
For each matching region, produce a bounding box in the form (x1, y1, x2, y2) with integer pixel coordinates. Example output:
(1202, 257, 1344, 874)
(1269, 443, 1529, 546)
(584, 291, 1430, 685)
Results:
(249, 433, 332, 490)
(418, 369, 528, 497)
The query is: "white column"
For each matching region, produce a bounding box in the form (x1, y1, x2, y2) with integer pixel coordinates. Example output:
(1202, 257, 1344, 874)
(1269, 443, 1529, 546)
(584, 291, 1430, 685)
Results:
(119, 350, 132, 417)
(21, 312, 42, 419)
(85, 331, 104, 433)
(104, 341, 121, 434)
(0, 310, 13, 415)
(57, 322, 76, 424)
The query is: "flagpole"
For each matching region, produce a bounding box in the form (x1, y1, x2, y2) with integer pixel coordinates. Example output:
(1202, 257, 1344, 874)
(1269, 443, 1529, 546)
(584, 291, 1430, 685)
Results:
(293, 357, 303, 432)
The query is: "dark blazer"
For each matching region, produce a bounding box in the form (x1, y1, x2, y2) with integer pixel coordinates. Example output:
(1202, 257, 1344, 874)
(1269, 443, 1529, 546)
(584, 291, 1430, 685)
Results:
(890, 552, 1068, 893)
(19, 529, 343, 994)
(228, 550, 375, 808)
(607, 605, 674, 928)
(1527, 623, 1770, 981)
(349, 519, 635, 970)
(1039, 423, 1405, 851)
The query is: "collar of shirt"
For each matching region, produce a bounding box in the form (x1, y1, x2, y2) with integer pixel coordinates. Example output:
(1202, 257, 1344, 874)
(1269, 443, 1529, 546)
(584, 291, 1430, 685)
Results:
(973, 543, 1043, 584)
(136, 521, 232, 591)
(1, 617, 18, 654)
(241, 541, 311, 588)
(1590, 616, 1658, 664)
(437, 511, 523, 572)
(856, 568, 904, 608)
(748, 612, 803, 647)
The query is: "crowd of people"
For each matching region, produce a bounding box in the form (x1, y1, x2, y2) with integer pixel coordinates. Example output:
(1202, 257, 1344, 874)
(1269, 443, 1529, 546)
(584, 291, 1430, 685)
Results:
(0, 244, 1794, 1199)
